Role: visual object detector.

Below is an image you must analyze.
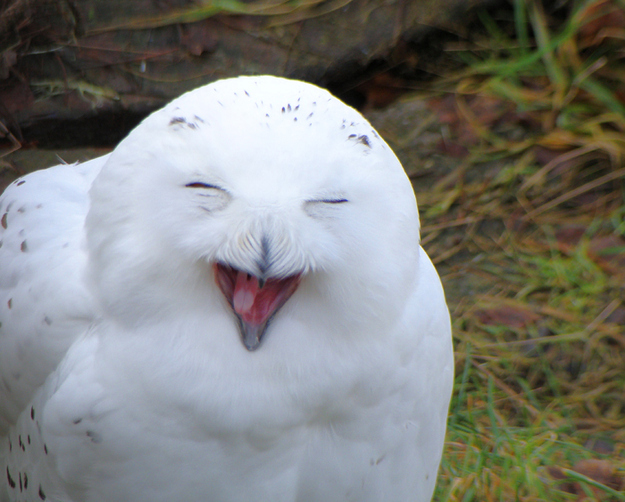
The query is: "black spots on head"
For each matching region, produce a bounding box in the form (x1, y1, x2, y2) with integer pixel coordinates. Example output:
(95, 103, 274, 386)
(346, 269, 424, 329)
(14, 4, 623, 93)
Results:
(169, 117, 186, 126)
(31, 406, 35, 420)
(168, 116, 200, 130)
(39, 484, 46, 500)
(1, 212, 7, 229)
(23, 472, 28, 490)
(358, 135, 371, 147)
(281, 104, 297, 113)
(20, 240, 27, 252)
(6, 466, 16, 489)
(27, 435, 31, 445)
(347, 134, 372, 149)
(18, 435, 25, 452)
(16, 180, 25, 186)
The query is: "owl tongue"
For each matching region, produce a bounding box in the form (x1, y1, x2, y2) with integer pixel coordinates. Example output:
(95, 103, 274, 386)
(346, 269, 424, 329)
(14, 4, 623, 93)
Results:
(213, 263, 301, 349)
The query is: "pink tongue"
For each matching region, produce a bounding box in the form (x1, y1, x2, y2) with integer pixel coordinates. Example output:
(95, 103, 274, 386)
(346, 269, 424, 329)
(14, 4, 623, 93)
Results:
(232, 271, 281, 325)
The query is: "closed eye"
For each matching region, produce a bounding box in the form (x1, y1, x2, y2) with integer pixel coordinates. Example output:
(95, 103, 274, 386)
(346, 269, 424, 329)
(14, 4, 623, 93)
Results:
(318, 198, 348, 204)
(185, 182, 223, 190)
(307, 198, 349, 204)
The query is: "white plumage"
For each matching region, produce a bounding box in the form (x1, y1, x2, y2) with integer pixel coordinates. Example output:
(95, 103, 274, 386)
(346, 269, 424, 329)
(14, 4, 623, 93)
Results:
(0, 76, 453, 502)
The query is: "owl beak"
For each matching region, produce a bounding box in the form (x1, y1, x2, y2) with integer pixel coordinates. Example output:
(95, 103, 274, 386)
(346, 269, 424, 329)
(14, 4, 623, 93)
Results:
(213, 263, 301, 350)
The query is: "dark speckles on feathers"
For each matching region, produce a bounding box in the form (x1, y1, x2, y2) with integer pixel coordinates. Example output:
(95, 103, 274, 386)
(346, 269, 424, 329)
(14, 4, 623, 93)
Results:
(20, 240, 28, 252)
(87, 430, 103, 444)
(1, 212, 7, 229)
(169, 117, 199, 130)
(16, 180, 25, 186)
(23, 472, 28, 490)
(72, 418, 82, 425)
(43, 316, 52, 326)
(38, 484, 46, 500)
(358, 135, 371, 147)
(19, 472, 22, 492)
(281, 107, 285, 113)
(347, 134, 372, 149)
(43, 444, 48, 455)
(6, 466, 15, 489)
(7, 298, 12, 309)
(244, 90, 250, 97)
(31, 406, 35, 420)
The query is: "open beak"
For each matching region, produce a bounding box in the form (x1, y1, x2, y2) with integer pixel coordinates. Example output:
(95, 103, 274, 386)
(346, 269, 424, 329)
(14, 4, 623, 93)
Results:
(213, 263, 302, 350)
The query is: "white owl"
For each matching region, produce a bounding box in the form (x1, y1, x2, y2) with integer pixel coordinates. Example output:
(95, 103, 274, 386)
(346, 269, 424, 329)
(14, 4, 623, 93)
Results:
(0, 76, 453, 502)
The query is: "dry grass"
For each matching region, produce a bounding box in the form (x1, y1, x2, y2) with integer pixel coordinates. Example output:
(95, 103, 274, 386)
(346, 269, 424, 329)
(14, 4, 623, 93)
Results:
(394, 0, 625, 499)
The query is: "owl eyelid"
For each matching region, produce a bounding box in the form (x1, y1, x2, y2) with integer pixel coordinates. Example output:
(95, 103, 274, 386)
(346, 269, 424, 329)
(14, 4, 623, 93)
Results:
(315, 198, 348, 204)
(185, 182, 224, 191)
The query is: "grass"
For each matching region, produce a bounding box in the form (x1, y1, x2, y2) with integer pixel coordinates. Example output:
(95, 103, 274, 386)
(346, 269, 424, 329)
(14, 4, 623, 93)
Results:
(391, 0, 625, 499)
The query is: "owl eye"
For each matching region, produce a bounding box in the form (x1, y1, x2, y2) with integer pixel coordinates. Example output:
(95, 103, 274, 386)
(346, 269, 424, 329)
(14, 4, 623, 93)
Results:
(185, 182, 223, 190)
(318, 198, 348, 204)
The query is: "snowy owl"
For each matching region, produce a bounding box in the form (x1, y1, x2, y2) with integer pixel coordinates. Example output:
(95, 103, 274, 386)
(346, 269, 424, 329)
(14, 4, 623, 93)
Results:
(0, 76, 453, 502)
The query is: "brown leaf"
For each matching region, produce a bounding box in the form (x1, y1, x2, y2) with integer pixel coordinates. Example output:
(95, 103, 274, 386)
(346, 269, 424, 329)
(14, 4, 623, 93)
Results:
(475, 304, 540, 328)
(578, 0, 625, 47)
(555, 225, 587, 252)
(588, 235, 625, 278)
(549, 459, 624, 501)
